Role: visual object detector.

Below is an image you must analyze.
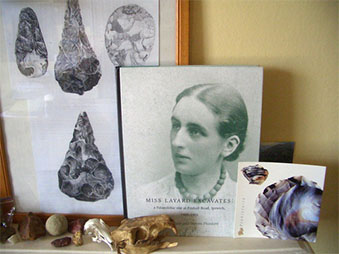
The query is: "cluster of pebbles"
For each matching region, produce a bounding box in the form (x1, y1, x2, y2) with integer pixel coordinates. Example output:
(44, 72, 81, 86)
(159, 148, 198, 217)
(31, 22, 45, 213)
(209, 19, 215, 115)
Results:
(4, 212, 87, 248)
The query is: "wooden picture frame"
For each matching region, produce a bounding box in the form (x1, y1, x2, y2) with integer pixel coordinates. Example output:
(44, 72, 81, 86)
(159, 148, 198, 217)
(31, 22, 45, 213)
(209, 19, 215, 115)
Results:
(0, 0, 189, 226)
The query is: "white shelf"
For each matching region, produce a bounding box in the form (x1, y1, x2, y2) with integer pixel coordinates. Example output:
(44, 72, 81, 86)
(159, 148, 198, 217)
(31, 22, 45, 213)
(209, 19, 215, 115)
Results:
(0, 233, 313, 254)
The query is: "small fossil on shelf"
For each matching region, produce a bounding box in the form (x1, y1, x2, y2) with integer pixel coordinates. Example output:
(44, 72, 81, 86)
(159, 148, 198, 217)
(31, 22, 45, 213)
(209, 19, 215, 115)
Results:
(72, 231, 83, 246)
(84, 218, 113, 251)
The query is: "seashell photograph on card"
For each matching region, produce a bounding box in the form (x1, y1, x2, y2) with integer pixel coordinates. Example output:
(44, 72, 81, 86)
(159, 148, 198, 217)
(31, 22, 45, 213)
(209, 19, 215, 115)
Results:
(234, 162, 326, 242)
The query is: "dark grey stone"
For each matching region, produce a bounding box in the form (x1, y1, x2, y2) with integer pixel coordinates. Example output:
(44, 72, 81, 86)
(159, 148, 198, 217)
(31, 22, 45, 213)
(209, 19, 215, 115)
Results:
(55, 0, 101, 95)
(15, 7, 48, 78)
(58, 112, 114, 202)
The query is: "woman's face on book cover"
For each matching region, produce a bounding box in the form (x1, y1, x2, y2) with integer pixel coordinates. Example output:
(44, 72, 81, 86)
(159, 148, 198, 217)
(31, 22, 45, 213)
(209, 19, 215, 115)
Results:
(170, 96, 225, 176)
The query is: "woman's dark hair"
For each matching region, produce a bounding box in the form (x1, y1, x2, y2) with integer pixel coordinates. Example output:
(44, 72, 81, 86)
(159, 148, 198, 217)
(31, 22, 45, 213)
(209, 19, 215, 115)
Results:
(175, 83, 248, 161)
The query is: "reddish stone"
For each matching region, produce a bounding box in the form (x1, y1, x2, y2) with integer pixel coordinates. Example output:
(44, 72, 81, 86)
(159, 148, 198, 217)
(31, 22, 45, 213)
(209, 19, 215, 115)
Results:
(68, 218, 86, 234)
(51, 237, 72, 247)
(18, 212, 46, 240)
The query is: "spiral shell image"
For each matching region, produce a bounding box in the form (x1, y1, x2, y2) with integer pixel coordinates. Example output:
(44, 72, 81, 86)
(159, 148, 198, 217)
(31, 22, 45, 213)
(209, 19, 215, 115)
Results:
(254, 176, 322, 242)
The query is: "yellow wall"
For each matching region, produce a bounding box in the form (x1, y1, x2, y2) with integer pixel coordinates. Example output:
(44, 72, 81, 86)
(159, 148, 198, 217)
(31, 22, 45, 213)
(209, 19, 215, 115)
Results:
(190, 0, 338, 252)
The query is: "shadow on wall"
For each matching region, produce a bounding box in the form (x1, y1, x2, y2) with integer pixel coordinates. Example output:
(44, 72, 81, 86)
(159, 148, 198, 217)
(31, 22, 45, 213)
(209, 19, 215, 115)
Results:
(189, 0, 205, 64)
(261, 68, 295, 141)
(189, 2, 296, 141)
(227, 68, 295, 182)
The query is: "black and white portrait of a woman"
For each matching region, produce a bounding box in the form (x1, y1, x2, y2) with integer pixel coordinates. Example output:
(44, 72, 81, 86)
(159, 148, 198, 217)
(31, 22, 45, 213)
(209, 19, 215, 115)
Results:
(148, 83, 248, 201)
(120, 66, 263, 236)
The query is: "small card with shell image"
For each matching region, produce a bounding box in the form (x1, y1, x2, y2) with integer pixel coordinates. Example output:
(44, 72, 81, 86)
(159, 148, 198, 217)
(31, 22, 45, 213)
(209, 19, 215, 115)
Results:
(234, 162, 326, 242)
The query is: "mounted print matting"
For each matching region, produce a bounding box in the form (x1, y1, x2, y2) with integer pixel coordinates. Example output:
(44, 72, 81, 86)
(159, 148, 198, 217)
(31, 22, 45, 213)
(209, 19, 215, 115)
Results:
(118, 66, 263, 236)
(0, 0, 188, 224)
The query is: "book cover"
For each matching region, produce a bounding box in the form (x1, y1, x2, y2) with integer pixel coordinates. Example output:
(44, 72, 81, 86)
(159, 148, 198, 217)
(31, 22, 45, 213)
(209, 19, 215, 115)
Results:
(118, 66, 263, 236)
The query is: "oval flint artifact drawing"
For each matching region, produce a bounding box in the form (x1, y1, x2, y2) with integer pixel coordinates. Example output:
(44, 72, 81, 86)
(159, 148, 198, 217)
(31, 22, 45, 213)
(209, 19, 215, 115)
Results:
(55, 0, 101, 95)
(58, 112, 114, 201)
(241, 164, 269, 185)
(254, 176, 323, 242)
(105, 4, 156, 66)
(15, 7, 48, 77)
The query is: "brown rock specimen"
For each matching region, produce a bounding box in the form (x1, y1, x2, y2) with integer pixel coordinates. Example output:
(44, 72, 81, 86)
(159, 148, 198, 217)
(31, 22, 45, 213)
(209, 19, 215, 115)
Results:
(72, 231, 83, 246)
(18, 212, 46, 240)
(51, 236, 72, 247)
(68, 218, 86, 234)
